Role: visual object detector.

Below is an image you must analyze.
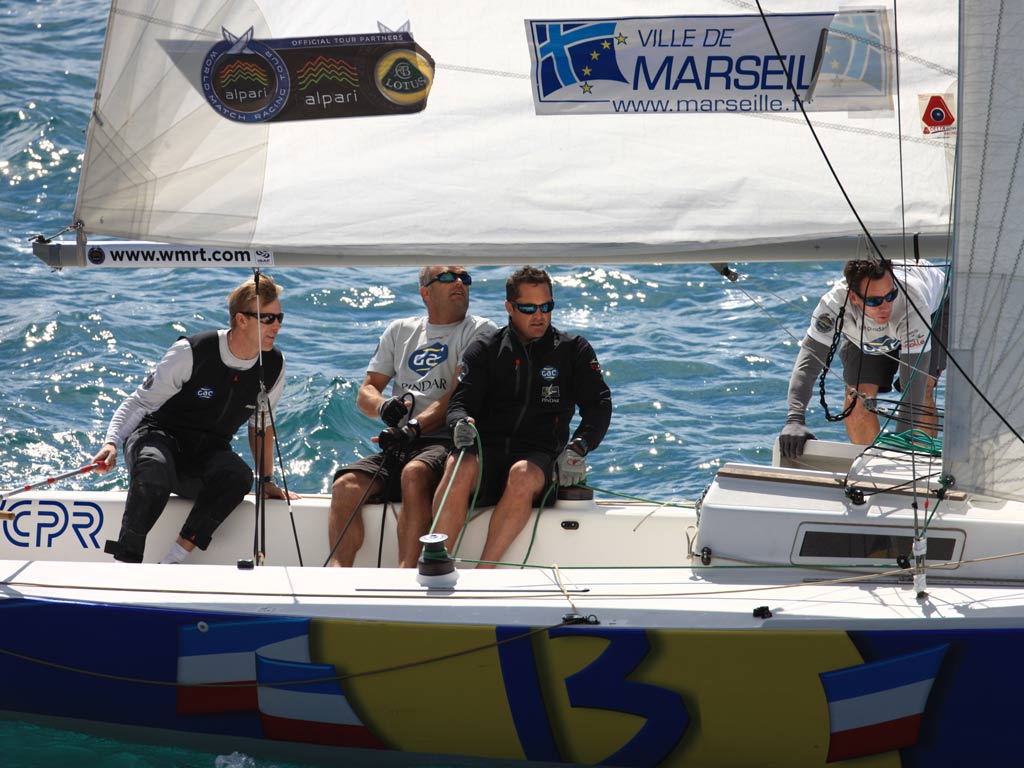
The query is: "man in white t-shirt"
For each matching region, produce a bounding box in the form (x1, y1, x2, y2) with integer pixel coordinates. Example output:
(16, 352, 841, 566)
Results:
(779, 259, 947, 458)
(327, 266, 496, 567)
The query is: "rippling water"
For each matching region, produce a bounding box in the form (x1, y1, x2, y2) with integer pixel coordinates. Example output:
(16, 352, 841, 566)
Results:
(0, 1, 866, 765)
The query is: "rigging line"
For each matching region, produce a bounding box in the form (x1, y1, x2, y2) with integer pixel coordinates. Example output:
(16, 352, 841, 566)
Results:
(890, 0, 925, 523)
(0, 621, 562, 691)
(551, 563, 579, 615)
(889, 267, 1024, 447)
(754, 1, 887, 262)
(728, 277, 849, 391)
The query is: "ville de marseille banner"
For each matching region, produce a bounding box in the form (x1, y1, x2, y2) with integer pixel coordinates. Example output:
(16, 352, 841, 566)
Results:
(526, 10, 892, 115)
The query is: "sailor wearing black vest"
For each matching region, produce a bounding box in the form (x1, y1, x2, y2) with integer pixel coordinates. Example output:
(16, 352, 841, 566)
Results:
(91, 274, 296, 563)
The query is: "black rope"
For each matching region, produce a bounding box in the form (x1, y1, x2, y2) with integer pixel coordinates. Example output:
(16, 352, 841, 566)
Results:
(323, 458, 388, 568)
(818, 304, 857, 422)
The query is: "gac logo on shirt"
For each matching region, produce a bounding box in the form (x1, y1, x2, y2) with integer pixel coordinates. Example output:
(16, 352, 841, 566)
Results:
(196, 387, 215, 400)
(409, 344, 448, 375)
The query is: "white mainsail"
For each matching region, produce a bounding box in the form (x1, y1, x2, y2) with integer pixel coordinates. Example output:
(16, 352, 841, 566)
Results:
(943, 0, 1024, 501)
(71, 0, 957, 266)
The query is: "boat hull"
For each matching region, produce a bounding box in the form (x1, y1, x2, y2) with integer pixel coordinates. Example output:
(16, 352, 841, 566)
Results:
(2, 557, 1024, 767)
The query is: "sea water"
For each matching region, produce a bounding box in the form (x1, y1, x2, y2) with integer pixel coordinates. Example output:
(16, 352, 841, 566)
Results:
(0, 1, 894, 766)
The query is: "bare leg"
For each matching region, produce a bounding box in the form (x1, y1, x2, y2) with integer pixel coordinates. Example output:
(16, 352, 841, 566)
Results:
(477, 460, 545, 569)
(397, 460, 440, 568)
(431, 452, 479, 556)
(922, 374, 939, 437)
(844, 383, 882, 444)
(327, 472, 378, 567)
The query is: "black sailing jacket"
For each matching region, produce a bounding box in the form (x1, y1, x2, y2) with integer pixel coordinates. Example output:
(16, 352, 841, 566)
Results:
(447, 325, 611, 456)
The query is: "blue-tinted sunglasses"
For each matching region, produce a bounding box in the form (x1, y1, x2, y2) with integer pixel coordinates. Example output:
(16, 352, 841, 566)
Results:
(513, 300, 555, 314)
(424, 270, 472, 287)
(857, 286, 899, 308)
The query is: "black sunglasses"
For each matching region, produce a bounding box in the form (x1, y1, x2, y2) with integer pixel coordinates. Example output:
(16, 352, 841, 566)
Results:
(242, 311, 285, 325)
(512, 300, 555, 314)
(424, 270, 472, 287)
(857, 286, 899, 308)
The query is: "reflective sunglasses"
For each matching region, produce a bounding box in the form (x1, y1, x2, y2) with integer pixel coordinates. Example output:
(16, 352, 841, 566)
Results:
(512, 300, 555, 314)
(857, 286, 899, 308)
(242, 311, 285, 325)
(424, 270, 472, 287)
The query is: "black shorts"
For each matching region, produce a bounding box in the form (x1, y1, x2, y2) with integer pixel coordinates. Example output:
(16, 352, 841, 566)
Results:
(840, 341, 899, 392)
(471, 448, 556, 508)
(333, 440, 449, 503)
(841, 301, 949, 392)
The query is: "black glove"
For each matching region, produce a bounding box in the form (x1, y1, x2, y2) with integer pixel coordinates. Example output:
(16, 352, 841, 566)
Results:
(779, 417, 816, 459)
(452, 418, 476, 449)
(378, 419, 420, 452)
(379, 397, 407, 427)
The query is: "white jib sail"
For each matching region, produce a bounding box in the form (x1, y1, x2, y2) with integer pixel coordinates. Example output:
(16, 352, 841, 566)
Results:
(943, 0, 1024, 502)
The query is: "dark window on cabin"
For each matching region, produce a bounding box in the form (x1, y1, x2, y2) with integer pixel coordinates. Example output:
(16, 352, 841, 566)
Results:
(799, 531, 956, 561)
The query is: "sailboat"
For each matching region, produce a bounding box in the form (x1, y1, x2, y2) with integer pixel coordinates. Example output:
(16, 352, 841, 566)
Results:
(6, 0, 1023, 765)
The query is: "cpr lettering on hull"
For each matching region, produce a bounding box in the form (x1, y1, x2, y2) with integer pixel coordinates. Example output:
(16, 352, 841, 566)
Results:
(0, 498, 104, 548)
(527, 10, 894, 115)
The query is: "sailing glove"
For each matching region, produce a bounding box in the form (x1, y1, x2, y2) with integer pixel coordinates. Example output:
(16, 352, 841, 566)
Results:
(378, 419, 420, 452)
(452, 418, 476, 449)
(557, 439, 588, 487)
(779, 415, 816, 459)
(379, 396, 408, 427)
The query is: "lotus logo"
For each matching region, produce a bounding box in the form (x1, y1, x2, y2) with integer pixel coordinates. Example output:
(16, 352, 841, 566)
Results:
(197, 387, 215, 400)
(409, 344, 448, 375)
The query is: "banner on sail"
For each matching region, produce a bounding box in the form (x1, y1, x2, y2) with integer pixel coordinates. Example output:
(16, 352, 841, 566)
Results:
(162, 29, 434, 124)
(82, 244, 274, 269)
(526, 11, 893, 115)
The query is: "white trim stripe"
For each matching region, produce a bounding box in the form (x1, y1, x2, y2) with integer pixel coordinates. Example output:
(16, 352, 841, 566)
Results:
(828, 679, 934, 732)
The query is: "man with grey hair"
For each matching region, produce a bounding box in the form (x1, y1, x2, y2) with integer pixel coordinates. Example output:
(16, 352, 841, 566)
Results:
(327, 266, 495, 567)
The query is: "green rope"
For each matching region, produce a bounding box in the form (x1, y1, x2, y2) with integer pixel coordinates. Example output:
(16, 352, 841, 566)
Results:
(872, 428, 942, 456)
(581, 483, 694, 508)
(428, 422, 484, 558)
(452, 424, 484, 558)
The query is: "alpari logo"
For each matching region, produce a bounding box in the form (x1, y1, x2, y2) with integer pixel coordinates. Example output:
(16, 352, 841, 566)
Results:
(297, 56, 359, 90)
(202, 26, 291, 123)
(197, 386, 215, 400)
(1, 499, 104, 549)
(408, 343, 448, 375)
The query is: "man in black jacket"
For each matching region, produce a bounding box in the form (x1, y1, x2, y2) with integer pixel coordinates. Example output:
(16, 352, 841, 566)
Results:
(91, 274, 296, 563)
(433, 266, 612, 567)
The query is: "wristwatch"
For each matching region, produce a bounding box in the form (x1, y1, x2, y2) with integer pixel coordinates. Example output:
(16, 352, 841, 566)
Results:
(568, 437, 588, 456)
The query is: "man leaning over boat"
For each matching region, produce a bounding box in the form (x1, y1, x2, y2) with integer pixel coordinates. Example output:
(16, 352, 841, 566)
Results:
(326, 266, 495, 567)
(91, 273, 298, 564)
(779, 258, 947, 459)
(432, 266, 612, 567)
